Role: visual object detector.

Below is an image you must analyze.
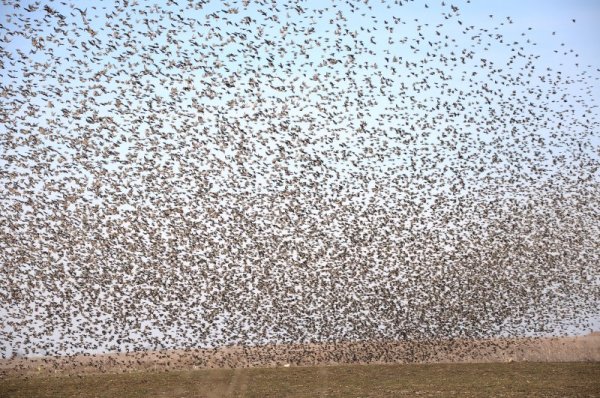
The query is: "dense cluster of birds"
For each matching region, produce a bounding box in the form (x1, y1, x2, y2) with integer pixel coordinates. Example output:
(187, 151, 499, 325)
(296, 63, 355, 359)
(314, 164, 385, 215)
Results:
(1, 0, 599, 362)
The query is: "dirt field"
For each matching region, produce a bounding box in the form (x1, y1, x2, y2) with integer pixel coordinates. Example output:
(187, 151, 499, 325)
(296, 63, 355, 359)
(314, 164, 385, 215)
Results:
(1, 334, 599, 397)
(1, 362, 599, 397)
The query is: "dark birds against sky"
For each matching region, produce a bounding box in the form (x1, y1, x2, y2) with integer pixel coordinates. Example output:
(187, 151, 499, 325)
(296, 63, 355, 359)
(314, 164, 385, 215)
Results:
(0, 0, 598, 368)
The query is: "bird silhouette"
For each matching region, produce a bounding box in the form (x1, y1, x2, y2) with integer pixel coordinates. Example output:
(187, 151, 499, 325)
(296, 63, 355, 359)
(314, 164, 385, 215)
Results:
(0, 0, 598, 376)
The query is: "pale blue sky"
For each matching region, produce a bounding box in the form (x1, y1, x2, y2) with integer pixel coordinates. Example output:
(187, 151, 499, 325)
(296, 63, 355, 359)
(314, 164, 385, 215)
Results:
(451, 0, 600, 69)
(1, 0, 599, 195)
(1, 1, 599, 356)
(0, 0, 598, 205)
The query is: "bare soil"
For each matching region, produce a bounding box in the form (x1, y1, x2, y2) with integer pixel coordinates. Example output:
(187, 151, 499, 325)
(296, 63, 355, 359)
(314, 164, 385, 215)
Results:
(1, 362, 599, 397)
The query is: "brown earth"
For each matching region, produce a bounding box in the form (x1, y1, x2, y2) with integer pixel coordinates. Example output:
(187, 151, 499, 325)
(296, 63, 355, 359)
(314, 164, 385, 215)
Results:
(1, 362, 599, 398)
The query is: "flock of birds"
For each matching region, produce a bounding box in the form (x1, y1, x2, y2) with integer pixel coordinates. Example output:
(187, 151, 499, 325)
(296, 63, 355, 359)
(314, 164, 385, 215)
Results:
(0, 0, 599, 365)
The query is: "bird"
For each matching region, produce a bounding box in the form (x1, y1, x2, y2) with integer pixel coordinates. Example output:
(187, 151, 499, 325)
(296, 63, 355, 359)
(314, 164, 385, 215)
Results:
(0, 0, 598, 377)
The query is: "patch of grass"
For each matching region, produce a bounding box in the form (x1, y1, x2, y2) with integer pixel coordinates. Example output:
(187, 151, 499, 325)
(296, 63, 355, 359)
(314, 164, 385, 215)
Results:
(1, 362, 599, 397)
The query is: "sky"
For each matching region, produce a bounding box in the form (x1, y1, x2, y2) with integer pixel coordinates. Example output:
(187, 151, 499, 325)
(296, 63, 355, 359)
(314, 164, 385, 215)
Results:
(459, 0, 600, 66)
(2, 0, 599, 193)
(1, 0, 599, 356)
